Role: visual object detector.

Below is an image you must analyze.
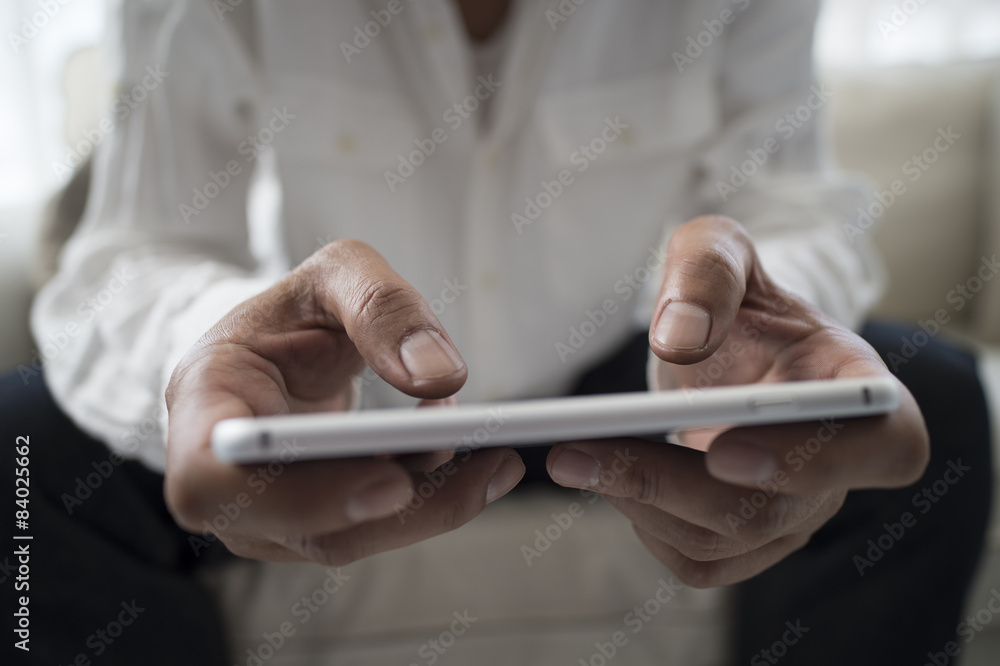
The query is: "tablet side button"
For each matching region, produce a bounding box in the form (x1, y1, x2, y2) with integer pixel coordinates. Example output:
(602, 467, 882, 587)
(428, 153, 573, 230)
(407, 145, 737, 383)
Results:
(748, 395, 798, 415)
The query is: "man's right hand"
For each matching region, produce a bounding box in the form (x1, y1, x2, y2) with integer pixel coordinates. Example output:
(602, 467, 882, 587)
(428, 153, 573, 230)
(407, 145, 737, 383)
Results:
(164, 240, 525, 565)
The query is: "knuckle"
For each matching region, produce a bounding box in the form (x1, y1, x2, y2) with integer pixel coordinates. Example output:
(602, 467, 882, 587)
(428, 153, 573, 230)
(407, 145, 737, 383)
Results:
(687, 246, 744, 293)
(624, 463, 667, 507)
(305, 532, 369, 567)
(748, 493, 793, 541)
(314, 238, 376, 270)
(353, 279, 426, 333)
(666, 252, 745, 309)
(680, 525, 730, 562)
(322, 237, 373, 257)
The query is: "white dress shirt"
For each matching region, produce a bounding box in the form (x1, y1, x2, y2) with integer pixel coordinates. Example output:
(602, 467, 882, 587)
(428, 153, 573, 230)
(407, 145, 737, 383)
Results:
(31, 0, 883, 471)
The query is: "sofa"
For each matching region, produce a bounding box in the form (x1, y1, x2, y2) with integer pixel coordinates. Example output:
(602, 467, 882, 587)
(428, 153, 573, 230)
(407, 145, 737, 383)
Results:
(826, 59, 1000, 664)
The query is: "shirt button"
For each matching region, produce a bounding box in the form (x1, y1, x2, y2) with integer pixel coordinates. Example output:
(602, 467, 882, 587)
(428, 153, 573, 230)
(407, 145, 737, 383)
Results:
(337, 133, 357, 155)
(479, 272, 499, 290)
(618, 125, 636, 147)
(424, 24, 444, 42)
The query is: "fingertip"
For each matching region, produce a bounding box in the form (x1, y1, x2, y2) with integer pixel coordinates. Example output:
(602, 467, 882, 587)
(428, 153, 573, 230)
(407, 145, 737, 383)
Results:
(705, 438, 777, 487)
(650, 216, 755, 363)
(485, 452, 526, 504)
(398, 329, 467, 397)
(416, 395, 460, 408)
(650, 300, 714, 362)
(547, 445, 602, 489)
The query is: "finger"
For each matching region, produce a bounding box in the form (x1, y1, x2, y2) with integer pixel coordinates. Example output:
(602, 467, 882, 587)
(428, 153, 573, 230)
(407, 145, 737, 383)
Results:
(649, 215, 763, 363)
(306, 239, 467, 399)
(166, 371, 417, 537)
(546, 438, 811, 544)
(209, 532, 313, 564)
(603, 489, 842, 560)
(394, 450, 456, 473)
(394, 397, 460, 472)
(271, 448, 525, 566)
(634, 524, 811, 588)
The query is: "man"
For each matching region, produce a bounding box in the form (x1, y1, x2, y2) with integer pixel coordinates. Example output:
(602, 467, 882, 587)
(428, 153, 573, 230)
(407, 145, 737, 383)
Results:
(19, 0, 990, 664)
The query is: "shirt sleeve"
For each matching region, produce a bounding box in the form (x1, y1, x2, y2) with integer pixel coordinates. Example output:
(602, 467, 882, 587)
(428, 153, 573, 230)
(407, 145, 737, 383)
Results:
(648, 0, 885, 392)
(698, 0, 884, 327)
(30, 0, 275, 470)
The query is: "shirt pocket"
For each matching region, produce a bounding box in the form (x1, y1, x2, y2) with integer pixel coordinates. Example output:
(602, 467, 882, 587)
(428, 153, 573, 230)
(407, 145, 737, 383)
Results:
(261, 77, 438, 266)
(529, 68, 721, 316)
(537, 68, 719, 170)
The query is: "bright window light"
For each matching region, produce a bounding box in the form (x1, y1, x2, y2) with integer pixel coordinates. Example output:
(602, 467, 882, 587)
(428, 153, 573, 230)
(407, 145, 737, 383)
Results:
(816, 0, 1000, 70)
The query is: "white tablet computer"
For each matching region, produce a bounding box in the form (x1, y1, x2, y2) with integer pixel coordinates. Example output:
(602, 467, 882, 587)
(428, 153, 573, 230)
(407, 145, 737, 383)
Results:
(211, 377, 899, 464)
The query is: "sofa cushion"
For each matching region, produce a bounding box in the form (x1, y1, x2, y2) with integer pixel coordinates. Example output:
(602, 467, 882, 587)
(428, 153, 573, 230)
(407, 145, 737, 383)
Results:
(827, 62, 1000, 326)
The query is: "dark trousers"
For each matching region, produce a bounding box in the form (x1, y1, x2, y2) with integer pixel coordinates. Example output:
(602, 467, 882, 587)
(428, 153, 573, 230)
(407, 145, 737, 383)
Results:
(1, 322, 993, 666)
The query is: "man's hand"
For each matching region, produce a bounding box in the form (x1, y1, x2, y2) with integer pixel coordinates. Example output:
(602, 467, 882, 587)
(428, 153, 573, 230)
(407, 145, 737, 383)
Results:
(546, 216, 929, 587)
(164, 240, 524, 565)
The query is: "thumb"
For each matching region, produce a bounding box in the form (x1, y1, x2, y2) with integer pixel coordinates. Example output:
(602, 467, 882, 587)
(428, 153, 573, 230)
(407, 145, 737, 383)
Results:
(649, 216, 759, 364)
(308, 239, 467, 399)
